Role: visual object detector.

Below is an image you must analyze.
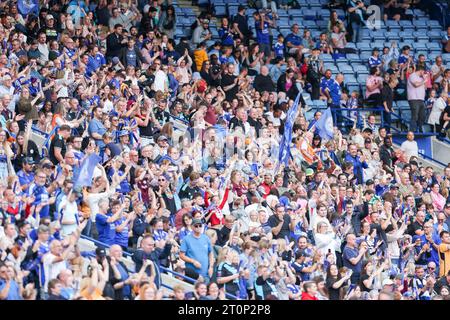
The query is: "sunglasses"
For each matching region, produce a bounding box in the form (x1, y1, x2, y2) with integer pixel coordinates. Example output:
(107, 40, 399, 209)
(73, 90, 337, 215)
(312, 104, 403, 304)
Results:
(193, 224, 202, 228)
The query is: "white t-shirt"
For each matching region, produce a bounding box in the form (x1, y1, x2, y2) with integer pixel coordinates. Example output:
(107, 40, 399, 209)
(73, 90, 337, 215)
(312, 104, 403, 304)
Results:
(153, 70, 168, 92)
(43, 254, 68, 293)
(400, 140, 419, 160)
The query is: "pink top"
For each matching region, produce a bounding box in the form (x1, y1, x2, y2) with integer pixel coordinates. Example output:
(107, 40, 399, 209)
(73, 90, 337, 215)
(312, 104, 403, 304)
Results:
(407, 72, 426, 100)
(431, 191, 446, 212)
(365, 76, 383, 98)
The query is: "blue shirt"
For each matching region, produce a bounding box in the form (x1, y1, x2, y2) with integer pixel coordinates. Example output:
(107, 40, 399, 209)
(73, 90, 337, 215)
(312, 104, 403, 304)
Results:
(368, 55, 382, 68)
(328, 79, 342, 106)
(343, 246, 362, 273)
(27, 183, 50, 218)
(88, 118, 107, 148)
(218, 28, 234, 46)
(114, 216, 129, 248)
(273, 42, 285, 58)
(320, 77, 334, 94)
(398, 54, 409, 65)
(95, 213, 116, 246)
(0, 280, 22, 300)
(255, 21, 270, 44)
(180, 233, 212, 278)
(344, 153, 368, 185)
(17, 170, 34, 187)
(418, 234, 441, 266)
(285, 33, 302, 47)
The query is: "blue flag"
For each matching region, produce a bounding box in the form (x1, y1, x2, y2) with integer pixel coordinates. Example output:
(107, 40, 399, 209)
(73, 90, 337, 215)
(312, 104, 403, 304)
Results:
(74, 153, 102, 189)
(314, 107, 334, 141)
(277, 93, 301, 167)
(18, 0, 39, 16)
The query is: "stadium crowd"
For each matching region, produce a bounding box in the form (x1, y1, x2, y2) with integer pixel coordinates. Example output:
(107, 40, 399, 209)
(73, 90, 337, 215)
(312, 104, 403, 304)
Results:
(0, 0, 450, 301)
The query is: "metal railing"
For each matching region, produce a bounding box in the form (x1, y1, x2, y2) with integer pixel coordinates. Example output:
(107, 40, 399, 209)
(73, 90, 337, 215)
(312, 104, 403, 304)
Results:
(79, 235, 239, 300)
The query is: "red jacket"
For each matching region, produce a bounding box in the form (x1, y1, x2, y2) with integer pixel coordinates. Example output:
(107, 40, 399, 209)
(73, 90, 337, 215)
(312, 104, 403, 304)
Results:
(301, 292, 318, 300)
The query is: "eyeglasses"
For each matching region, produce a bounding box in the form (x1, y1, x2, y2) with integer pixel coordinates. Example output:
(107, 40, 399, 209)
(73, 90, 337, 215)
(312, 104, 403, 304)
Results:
(158, 179, 166, 182)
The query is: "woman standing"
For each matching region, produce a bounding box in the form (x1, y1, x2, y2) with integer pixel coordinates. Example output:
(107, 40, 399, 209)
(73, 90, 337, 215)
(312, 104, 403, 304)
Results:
(0, 129, 14, 183)
(159, 6, 177, 39)
(326, 264, 352, 300)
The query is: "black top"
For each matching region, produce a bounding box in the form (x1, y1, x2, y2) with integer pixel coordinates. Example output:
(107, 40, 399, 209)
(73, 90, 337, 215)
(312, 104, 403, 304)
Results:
(106, 32, 125, 58)
(268, 213, 292, 240)
(221, 74, 238, 102)
(49, 134, 66, 165)
(326, 277, 342, 300)
(253, 74, 276, 93)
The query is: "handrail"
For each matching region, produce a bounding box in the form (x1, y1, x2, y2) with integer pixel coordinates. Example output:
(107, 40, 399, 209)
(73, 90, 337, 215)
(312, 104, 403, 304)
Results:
(79, 234, 239, 300)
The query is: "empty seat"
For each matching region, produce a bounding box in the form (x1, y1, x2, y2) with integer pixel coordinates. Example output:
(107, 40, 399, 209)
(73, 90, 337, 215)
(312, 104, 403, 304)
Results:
(214, 5, 227, 17)
(302, 9, 317, 20)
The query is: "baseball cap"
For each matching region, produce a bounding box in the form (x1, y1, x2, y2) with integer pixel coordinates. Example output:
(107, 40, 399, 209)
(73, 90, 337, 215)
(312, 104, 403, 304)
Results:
(365, 138, 372, 144)
(365, 179, 374, 185)
(118, 130, 128, 137)
(46, 14, 54, 20)
(192, 218, 203, 226)
(382, 279, 394, 286)
(389, 184, 399, 190)
(157, 135, 168, 142)
(96, 247, 107, 258)
(305, 168, 314, 176)
(23, 157, 35, 165)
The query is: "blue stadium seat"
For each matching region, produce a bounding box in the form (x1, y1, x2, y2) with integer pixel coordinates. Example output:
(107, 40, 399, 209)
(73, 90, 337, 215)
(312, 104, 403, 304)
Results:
(353, 65, 369, 73)
(413, 9, 426, 18)
(413, 20, 429, 29)
(443, 53, 450, 64)
(427, 30, 442, 41)
(278, 17, 290, 27)
(302, 9, 317, 20)
(357, 74, 368, 84)
(313, 100, 328, 109)
(399, 20, 413, 30)
(360, 52, 372, 62)
(343, 73, 357, 81)
(428, 20, 441, 27)
(358, 42, 371, 50)
(427, 42, 442, 51)
(303, 20, 317, 28)
(347, 84, 360, 94)
(371, 42, 384, 49)
(321, 54, 334, 63)
(399, 32, 414, 42)
(214, 5, 227, 17)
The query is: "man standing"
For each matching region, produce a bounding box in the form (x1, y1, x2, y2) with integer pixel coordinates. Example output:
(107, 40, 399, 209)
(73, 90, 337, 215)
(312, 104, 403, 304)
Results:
(268, 204, 295, 240)
(49, 125, 71, 165)
(438, 231, 450, 278)
(400, 131, 419, 161)
(88, 106, 107, 149)
(407, 65, 429, 132)
(254, 10, 273, 57)
(180, 218, 214, 282)
(106, 24, 127, 62)
(342, 233, 368, 284)
(307, 47, 324, 100)
(233, 5, 251, 45)
(345, 143, 368, 185)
